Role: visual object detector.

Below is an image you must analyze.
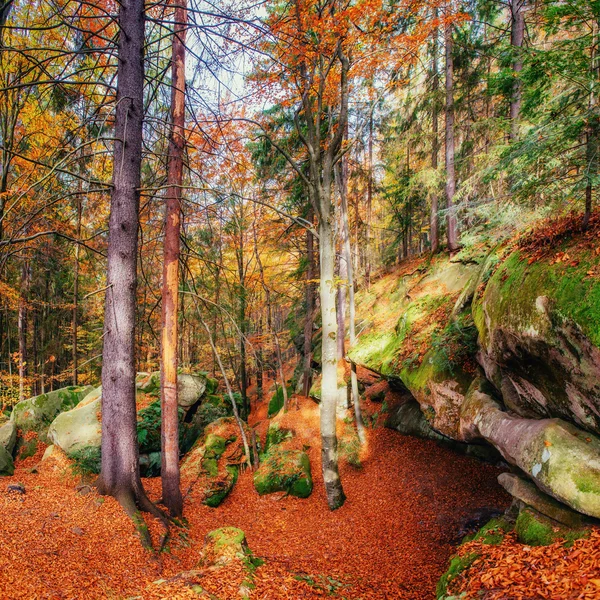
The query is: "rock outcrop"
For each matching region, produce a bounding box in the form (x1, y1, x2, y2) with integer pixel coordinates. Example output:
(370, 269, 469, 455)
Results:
(349, 226, 600, 520)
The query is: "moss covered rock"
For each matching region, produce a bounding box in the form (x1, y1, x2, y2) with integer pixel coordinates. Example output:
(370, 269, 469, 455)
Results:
(264, 422, 293, 453)
(253, 448, 312, 498)
(180, 417, 245, 507)
(47, 392, 102, 456)
(0, 445, 14, 476)
(349, 257, 482, 438)
(473, 244, 600, 435)
(11, 385, 93, 436)
(0, 419, 17, 454)
(515, 506, 590, 547)
(199, 527, 251, 568)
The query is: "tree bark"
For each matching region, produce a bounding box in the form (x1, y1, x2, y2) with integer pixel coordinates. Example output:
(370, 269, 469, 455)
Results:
(445, 14, 459, 252)
(160, 0, 187, 518)
(97, 0, 157, 534)
(509, 0, 525, 142)
(431, 12, 440, 253)
(302, 211, 315, 397)
(18, 261, 28, 401)
(337, 160, 365, 444)
(318, 210, 346, 509)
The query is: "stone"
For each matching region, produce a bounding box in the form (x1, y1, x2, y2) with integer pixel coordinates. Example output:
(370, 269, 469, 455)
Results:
(515, 506, 589, 547)
(10, 385, 93, 435)
(199, 527, 249, 568)
(177, 374, 208, 409)
(0, 419, 17, 454)
(47, 396, 101, 456)
(498, 473, 584, 528)
(253, 447, 313, 498)
(462, 387, 600, 519)
(0, 445, 14, 476)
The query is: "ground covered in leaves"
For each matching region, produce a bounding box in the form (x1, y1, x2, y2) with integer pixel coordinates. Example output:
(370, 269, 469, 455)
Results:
(0, 394, 509, 599)
(445, 528, 600, 600)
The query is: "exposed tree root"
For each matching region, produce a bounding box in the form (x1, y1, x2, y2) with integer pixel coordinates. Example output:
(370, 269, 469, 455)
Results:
(96, 477, 173, 552)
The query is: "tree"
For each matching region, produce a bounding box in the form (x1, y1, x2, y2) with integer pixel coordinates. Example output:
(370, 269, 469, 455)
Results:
(160, 0, 187, 518)
(445, 4, 459, 252)
(97, 0, 160, 538)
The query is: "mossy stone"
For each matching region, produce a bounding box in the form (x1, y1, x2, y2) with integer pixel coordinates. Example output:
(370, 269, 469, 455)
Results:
(253, 448, 313, 498)
(515, 506, 590, 547)
(0, 445, 14, 476)
(11, 385, 93, 435)
(436, 552, 478, 599)
(264, 422, 292, 453)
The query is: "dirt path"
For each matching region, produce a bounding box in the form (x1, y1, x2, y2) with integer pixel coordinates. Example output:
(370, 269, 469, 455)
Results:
(0, 397, 509, 599)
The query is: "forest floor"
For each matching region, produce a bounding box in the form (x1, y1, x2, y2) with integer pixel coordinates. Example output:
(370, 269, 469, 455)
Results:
(0, 390, 511, 599)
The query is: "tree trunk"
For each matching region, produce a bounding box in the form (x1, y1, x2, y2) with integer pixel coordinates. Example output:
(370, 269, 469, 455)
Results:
(318, 208, 346, 509)
(97, 0, 157, 533)
(584, 18, 599, 228)
(509, 0, 525, 141)
(160, 0, 187, 518)
(445, 15, 459, 252)
(431, 12, 440, 253)
(337, 161, 365, 444)
(72, 192, 82, 386)
(18, 261, 28, 402)
(302, 213, 315, 397)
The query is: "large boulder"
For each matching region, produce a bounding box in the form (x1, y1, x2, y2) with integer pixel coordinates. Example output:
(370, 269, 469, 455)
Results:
(181, 417, 246, 507)
(47, 391, 102, 456)
(10, 385, 93, 436)
(136, 371, 214, 415)
(0, 419, 17, 454)
(473, 244, 600, 435)
(0, 445, 14, 476)
(253, 447, 313, 498)
(349, 257, 482, 438)
(461, 385, 600, 519)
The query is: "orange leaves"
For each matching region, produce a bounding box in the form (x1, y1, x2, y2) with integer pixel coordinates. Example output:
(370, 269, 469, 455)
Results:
(447, 528, 600, 600)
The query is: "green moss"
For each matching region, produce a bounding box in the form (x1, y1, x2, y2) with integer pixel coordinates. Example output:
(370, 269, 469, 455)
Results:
(268, 385, 292, 417)
(208, 526, 245, 548)
(203, 465, 238, 507)
(515, 507, 590, 547)
(12, 386, 92, 433)
(476, 246, 600, 348)
(436, 552, 479, 599)
(264, 423, 292, 453)
(253, 448, 313, 498)
(0, 445, 14, 476)
(204, 433, 226, 458)
(464, 517, 513, 545)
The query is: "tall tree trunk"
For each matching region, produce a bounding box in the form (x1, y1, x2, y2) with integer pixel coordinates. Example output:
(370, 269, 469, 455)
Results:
(431, 12, 440, 253)
(160, 0, 187, 517)
(584, 17, 599, 228)
(18, 261, 28, 401)
(336, 222, 347, 362)
(72, 193, 82, 386)
(365, 114, 374, 287)
(318, 207, 346, 509)
(337, 161, 365, 444)
(256, 312, 264, 399)
(509, 0, 525, 141)
(445, 15, 459, 252)
(97, 0, 158, 538)
(302, 212, 315, 397)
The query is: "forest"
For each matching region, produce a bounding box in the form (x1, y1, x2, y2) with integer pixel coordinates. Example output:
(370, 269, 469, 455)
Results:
(0, 0, 599, 598)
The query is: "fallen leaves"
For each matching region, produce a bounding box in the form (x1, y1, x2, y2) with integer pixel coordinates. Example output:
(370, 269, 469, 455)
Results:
(447, 529, 600, 600)
(0, 395, 510, 599)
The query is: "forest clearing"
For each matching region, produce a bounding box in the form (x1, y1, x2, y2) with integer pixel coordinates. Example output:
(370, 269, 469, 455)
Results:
(1, 0, 600, 598)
